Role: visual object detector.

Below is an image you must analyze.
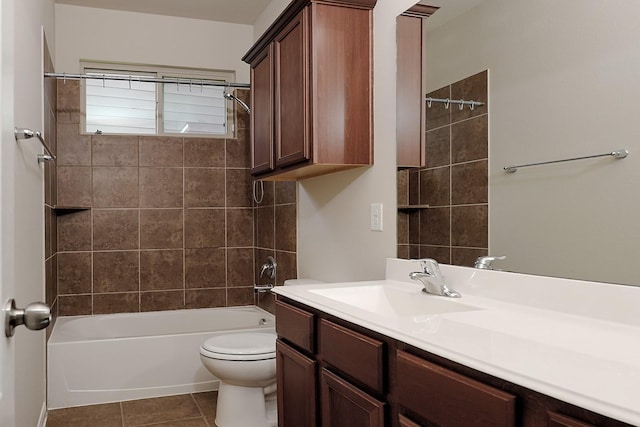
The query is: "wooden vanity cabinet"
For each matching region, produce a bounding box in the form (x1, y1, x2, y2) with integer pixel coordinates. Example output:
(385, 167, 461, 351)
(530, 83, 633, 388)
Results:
(243, 0, 375, 181)
(274, 297, 630, 427)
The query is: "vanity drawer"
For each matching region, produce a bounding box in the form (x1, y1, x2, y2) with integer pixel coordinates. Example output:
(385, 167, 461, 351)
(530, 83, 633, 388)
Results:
(275, 300, 315, 353)
(547, 411, 595, 427)
(397, 350, 516, 427)
(319, 319, 385, 393)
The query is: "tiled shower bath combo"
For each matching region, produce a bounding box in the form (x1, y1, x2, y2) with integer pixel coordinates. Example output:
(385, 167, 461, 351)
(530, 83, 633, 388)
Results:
(47, 81, 296, 319)
(43, 81, 295, 423)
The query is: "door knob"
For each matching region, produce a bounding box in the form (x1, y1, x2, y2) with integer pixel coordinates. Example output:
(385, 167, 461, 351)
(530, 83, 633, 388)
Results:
(4, 299, 51, 337)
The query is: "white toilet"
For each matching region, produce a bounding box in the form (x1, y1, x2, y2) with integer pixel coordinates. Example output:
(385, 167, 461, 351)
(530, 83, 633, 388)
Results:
(199, 279, 325, 427)
(200, 331, 278, 427)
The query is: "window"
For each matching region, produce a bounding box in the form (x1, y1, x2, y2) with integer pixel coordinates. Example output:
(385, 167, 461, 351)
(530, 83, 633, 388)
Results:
(82, 62, 235, 136)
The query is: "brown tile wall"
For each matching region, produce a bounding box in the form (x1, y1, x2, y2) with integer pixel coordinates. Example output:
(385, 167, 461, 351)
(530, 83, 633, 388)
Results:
(398, 71, 488, 267)
(54, 81, 295, 316)
(253, 180, 298, 313)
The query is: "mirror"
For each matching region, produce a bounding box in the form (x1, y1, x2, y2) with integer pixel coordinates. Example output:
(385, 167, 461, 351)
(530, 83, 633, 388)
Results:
(398, 0, 640, 286)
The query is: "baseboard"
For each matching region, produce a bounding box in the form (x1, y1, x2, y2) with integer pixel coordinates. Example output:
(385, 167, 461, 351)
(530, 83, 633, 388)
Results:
(37, 401, 47, 427)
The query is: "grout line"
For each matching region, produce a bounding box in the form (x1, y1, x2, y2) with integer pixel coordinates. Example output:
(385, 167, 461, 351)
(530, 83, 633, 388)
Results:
(182, 137, 186, 309)
(449, 93, 453, 264)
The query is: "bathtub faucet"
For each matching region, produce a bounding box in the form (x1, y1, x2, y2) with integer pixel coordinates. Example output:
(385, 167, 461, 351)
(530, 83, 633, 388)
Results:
(260, 256, 277, 279)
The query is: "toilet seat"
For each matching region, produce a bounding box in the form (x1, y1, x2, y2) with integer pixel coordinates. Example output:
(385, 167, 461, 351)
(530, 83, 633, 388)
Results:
(200, 332, 276, 361)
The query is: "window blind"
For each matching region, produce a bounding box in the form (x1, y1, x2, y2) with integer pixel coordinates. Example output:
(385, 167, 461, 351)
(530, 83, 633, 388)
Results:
(85, 72, 157, 134)
(163, 82, 227, 134)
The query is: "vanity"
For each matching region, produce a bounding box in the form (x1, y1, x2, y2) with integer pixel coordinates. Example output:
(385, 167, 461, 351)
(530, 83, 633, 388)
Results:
(272, 259, 639, 426)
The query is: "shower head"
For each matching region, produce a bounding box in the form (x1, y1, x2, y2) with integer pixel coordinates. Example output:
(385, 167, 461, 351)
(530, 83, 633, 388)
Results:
(224, 92, 251, 115)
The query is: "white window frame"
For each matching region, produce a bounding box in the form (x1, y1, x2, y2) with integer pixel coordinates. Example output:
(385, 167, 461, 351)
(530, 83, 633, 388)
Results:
(80, 61, 236, 138)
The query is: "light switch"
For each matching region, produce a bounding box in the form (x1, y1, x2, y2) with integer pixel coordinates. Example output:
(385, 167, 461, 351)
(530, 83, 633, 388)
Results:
(370, 203, 383, 231)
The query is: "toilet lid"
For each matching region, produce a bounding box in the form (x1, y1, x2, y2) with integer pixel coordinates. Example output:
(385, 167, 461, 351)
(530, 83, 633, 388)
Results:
(201, 332, 276, 358)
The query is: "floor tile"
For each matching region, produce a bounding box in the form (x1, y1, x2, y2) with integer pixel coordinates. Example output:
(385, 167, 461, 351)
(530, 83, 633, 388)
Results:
(122, 395, 202, 426)
(192, 391, 218, 420)
(135, 418, 210, 427)
(46, 402, 123, 427)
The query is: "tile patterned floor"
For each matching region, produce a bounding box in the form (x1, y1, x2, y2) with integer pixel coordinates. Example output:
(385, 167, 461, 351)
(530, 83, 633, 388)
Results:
(46, 392, 218, 427)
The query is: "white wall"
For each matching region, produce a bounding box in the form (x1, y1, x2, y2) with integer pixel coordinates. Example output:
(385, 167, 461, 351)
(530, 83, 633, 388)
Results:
(55, 4, 253, 83)
(252, 0, 290, 41)
(425, 0, 640, 285)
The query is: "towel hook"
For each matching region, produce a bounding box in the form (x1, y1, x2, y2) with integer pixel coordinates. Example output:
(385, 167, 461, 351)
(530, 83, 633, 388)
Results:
(444, 98, 450, 109)
(459, 100, 465, 110)
(426, 97, 432, 108)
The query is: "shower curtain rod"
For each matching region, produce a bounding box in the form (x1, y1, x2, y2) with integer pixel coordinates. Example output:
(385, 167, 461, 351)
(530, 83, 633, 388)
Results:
(44, 72, 250, 89)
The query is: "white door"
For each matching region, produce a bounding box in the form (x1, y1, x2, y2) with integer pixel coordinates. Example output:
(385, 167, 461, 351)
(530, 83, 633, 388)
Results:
(0, 0, 17, 424)
(1, 1, 54, 426)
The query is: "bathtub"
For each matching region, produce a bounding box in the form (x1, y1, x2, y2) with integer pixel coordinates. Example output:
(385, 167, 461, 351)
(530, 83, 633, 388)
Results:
(47, 306, 275, 409)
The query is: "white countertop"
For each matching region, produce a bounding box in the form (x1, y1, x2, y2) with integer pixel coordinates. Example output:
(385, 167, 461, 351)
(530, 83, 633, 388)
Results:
(273, 259, 640, 425)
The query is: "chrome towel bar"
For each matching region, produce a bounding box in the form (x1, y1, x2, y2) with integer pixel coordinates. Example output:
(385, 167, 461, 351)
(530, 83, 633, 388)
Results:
(504, 149, 629, 173)
(14, 127, 56, 163)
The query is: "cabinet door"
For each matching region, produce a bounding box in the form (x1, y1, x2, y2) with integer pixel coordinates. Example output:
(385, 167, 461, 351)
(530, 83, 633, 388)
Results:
(274, 8, 310, 168)
(250, 45, 274, 174)
(396, 14, 425, 167)
(277, 339, 317, 427)
(320, 368, 385, 427)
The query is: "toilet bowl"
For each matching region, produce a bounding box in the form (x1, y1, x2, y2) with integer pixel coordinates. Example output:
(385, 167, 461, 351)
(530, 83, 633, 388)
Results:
(200, 331, 277, 427)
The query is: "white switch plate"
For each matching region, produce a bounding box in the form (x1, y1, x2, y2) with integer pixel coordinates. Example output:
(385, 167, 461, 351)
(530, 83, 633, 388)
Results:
(370, 203, 383, 231)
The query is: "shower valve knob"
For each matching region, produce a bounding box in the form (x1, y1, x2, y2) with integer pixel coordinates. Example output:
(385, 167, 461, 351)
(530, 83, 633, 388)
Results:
(4, 298, 51, 337)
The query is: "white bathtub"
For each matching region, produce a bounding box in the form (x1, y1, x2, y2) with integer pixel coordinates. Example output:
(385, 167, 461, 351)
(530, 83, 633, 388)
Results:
(47, 306, 275, 409)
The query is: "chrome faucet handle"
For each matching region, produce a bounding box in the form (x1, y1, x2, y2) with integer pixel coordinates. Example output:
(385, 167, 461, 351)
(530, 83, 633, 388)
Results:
(259, 256, 277, 279)
(474, 255, 506, 270)
(419, 258, 442, 276)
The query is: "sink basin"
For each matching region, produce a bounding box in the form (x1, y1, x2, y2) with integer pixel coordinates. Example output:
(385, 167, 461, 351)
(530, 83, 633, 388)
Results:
(309, 284, 482, 317)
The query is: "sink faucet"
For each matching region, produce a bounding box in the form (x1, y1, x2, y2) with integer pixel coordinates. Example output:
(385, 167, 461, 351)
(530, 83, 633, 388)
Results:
(474, 255, 506, 270)
(409, 259, 460, 298)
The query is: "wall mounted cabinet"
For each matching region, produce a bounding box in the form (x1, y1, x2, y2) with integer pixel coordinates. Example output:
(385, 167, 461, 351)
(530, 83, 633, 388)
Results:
(243, 0, 375, 181)
(396, 5, 437, 168)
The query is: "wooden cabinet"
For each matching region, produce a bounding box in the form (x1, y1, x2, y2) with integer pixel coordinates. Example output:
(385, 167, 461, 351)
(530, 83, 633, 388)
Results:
(396, 5, 437, 168)
(319, 319, 384, 394)
(275, 297, 630, 427)
(547, 411, 596, 427)
(243, 0, 375, 181)
(250, 46, 274, 174)
(397, 350, 516, 427)
(396, 13, 424, 168)
(320, 368, 385, 427)
(276, 340, 317, 426)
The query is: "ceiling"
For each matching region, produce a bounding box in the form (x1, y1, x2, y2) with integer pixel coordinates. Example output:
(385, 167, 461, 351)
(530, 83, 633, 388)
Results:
(55, 0, 485, 28)
(55, 0, 273, 25)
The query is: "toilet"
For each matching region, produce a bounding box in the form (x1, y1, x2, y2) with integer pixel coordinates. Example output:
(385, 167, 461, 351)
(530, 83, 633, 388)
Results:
(199, 278, 325, 427)
(200, 331, 278, 427)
